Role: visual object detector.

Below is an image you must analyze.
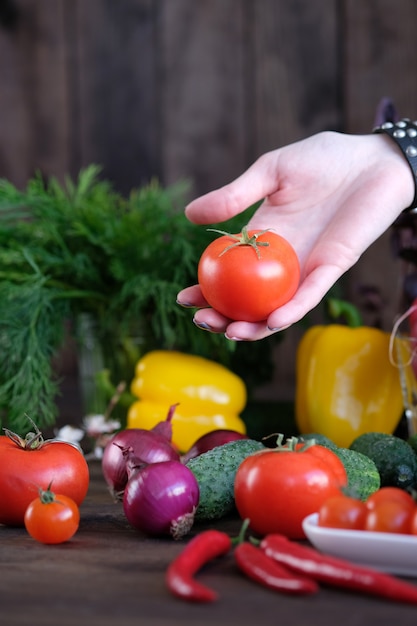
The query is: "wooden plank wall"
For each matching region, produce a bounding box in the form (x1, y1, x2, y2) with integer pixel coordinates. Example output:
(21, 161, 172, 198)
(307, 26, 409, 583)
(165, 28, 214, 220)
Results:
(0, 0, 342, 192)
(1, 0, 417, 401)
(343, 0, 417, 336)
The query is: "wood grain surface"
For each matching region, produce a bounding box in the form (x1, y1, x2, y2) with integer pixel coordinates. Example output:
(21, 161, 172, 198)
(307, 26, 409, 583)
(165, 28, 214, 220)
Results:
(1, 460, 417, 626)
(0, 462, 417, 626)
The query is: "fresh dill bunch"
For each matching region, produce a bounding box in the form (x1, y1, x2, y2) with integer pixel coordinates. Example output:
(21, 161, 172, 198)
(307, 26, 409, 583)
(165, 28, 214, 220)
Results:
(0, 167, 279, 433)
(0, 276, 70, 433)
(0, 168, 230, 432)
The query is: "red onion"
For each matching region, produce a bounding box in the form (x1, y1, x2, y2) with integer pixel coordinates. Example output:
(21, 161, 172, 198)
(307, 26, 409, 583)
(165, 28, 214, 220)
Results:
(102, 427, 180, 499)
(151, 402, 178, 441)
(123, 460, 199, 539)
(182, 429, 248, 463)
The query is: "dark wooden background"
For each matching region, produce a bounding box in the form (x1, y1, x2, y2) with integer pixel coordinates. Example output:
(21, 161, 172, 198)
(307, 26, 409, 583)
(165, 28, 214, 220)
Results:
(1, 0, 417, 406)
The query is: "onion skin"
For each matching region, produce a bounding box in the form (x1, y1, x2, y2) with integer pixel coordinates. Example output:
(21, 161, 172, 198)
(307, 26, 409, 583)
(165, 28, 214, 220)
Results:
(102, 429, 180, 499)
(182, 429, 248, 463)
(123, 461, 199, 539)
(151, 402, 178, 441)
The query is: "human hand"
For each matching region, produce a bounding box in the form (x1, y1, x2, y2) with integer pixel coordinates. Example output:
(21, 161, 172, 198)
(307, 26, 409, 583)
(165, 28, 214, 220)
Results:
(177, 131, 414, 340)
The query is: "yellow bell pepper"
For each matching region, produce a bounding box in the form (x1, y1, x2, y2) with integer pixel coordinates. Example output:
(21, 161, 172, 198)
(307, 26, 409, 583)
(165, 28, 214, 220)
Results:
(127, 350, 247, 452)
(295, 324, 404, 448)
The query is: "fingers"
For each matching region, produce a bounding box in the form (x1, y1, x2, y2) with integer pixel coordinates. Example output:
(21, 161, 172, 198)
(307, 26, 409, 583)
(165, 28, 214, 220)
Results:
(177, 285, 277, 340)
(193, 309, 279, 341)
(176, 285, 207, 308)
(267, 263, 344, 330)
(176, 262, 345, 342)
(193, 308, 233, 333)
(185, 153, 281, 225)
(224, 321, 279, 341)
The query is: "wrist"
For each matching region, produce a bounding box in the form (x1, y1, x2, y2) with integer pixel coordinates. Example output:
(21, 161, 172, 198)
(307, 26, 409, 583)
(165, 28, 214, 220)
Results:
(373, 119, 417, 213)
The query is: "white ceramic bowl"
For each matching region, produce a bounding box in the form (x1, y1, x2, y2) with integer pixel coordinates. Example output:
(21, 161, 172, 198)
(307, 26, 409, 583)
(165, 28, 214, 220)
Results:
(302, 513, 417, 577)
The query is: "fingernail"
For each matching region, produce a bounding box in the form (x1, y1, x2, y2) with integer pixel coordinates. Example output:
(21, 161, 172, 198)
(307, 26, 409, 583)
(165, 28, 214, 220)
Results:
(225, 334, 248, 341)
(193, 319, 213, 331)
(267, 324, 291, 332)
(176, 299, 194, 308)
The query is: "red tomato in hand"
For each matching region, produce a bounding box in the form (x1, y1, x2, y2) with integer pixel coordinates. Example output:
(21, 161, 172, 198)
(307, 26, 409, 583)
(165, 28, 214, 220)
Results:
(0, 430, 89, 526)
(24, 488, 80, 544)
(234, 443, 347, 539)
(198, 227, 300, 322)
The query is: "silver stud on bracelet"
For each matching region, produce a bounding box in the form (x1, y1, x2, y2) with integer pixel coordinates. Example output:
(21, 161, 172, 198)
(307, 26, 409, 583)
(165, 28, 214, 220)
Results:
(373, 118, 417, 213)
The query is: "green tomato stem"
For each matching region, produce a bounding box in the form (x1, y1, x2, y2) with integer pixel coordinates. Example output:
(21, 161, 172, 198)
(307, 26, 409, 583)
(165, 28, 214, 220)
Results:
(207, 226, 271, 259)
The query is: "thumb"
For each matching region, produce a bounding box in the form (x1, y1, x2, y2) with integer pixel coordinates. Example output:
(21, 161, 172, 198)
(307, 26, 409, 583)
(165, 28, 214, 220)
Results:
(185, 153, 282, 225)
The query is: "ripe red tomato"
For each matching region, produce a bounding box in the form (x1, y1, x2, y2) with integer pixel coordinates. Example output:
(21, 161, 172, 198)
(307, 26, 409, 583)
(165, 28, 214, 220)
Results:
(291, 442, 347, 487)
(364, 500, 414, 534)
(198, 227, 300, 322)
(24, 489, 80, 544)
(409, 508, 417, 535)
(365, 487, 416, 511)
(234, 444, 347, 539)
(318, 494, 367, 530)
(0, 431, 89, 526)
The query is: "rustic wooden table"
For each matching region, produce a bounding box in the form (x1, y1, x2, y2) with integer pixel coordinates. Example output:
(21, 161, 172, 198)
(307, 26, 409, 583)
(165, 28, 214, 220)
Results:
(2, 460, 417, 626)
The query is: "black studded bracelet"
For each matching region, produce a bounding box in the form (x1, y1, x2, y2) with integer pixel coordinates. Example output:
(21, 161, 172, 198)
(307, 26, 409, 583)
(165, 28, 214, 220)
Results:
(373, 118, 417, 214)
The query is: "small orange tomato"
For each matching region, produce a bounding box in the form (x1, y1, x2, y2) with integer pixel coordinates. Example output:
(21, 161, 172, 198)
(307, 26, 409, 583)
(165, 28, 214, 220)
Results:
(24, 487, 80, 544)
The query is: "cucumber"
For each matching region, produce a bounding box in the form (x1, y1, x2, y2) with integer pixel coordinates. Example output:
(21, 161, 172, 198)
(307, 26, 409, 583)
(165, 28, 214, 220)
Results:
(186, 438, 265, 521)
(350, 432, 417, 490)
(333, 447, 380, 500)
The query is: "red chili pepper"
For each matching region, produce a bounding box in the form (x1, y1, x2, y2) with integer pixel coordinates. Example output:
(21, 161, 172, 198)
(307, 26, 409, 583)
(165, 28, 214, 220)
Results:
(260, 534, 417, 605)
(166, 529, 232, 602)
(234, 542, 319, 595)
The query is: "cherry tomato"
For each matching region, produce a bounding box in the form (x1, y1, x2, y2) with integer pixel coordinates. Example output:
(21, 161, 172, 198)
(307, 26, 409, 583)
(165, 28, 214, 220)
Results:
(364, 500, 414, 534)
(409, 508, 417, 535)
(234, 443, 347, 539)
(365, 487, 416, 511)
(0, 427, 89, 526)
(318, 494, 367, 530)
(198, 227, 300, 322)
(24, 488, 80, 544)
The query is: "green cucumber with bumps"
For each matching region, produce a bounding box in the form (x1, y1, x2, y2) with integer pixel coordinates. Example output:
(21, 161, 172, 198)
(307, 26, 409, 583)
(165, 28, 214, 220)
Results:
(186, 438, 265, 521)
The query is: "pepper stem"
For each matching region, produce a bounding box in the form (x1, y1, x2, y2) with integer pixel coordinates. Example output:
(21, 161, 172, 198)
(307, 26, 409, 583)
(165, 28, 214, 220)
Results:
(231, 518, 251, 546)
(327, 297, 363, 328)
